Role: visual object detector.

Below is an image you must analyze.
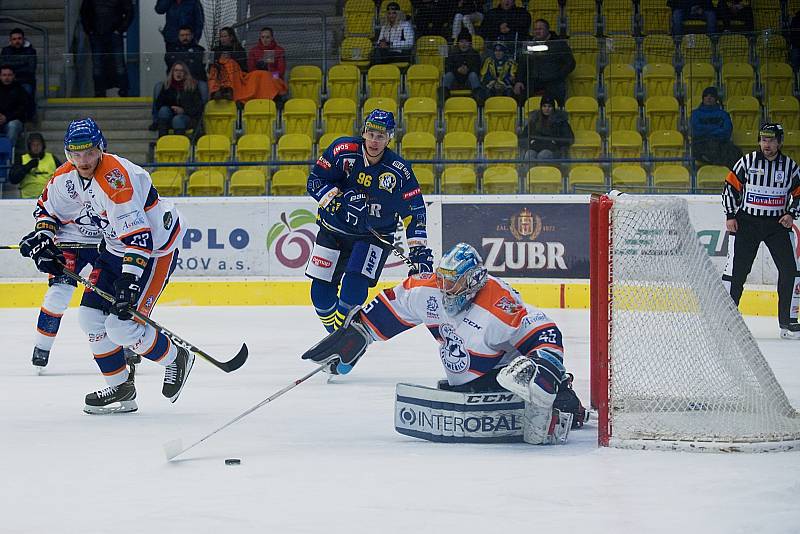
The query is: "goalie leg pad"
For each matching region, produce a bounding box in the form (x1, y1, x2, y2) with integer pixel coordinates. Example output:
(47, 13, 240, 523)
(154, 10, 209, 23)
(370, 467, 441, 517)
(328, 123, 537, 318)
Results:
(522, 405, 573, 445)
(301, 306, 372, 374)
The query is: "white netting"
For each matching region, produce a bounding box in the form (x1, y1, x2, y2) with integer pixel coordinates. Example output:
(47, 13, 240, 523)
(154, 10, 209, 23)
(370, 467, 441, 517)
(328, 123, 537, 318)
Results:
(608, 195, 800, 452)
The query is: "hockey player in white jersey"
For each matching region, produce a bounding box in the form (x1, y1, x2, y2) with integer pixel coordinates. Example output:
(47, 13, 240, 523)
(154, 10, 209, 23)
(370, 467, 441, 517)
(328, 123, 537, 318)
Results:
(303, 243, 583, 444)
(18, 118, 193, 414)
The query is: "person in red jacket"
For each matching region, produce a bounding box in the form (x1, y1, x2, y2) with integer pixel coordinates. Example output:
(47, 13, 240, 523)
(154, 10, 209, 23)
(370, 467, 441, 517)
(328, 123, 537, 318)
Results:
(247, 27, 285, 80)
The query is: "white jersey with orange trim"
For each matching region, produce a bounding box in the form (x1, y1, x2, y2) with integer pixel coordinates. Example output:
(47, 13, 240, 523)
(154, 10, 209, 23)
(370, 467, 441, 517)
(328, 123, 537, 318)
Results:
(360, 273, 564, 386)
(35, 153, 184, 279)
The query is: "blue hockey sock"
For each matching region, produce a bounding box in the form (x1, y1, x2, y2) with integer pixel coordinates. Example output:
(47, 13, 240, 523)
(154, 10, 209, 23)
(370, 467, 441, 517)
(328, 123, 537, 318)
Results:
(311, 279, 339, 333)
(335, 273, 370, 329)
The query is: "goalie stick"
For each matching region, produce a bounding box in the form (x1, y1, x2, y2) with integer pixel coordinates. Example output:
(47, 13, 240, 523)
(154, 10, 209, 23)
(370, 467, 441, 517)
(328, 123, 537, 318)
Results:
(57, 267, 248, 373)
(367, 228, 416, 272)
(164, 356, 338, 461)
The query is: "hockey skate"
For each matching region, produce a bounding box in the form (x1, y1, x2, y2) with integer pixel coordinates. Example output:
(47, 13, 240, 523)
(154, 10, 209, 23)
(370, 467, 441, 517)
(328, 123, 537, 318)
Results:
(32, 347, 50, 374)
(780, 323, 800, 340)
(84, 374, 137, 414)
(162, 345, 194, 403)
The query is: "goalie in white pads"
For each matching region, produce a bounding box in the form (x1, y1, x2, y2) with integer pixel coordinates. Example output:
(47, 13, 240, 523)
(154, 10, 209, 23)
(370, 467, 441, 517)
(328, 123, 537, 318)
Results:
(303, 242, 582, 444)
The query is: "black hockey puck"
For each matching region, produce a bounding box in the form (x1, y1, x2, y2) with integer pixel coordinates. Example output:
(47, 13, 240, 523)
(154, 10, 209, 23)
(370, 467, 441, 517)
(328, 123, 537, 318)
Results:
(225, 458, 241, 465)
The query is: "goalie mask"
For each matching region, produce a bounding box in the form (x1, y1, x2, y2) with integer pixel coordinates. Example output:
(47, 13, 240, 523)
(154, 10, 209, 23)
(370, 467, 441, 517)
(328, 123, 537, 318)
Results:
(436, 243, 488, 315)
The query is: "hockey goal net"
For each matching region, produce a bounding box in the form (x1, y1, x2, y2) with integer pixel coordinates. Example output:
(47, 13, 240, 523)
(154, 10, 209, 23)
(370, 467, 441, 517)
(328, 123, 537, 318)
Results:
(589, 194, 800, 452)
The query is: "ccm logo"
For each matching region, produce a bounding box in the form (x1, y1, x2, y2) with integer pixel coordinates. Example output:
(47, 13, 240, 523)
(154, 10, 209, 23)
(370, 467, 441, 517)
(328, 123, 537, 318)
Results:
(312, 256, 332, 268)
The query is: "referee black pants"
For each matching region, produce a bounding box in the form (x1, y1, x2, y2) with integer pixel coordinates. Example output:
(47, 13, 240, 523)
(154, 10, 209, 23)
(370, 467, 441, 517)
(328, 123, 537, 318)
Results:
(723, 212, 800, 326)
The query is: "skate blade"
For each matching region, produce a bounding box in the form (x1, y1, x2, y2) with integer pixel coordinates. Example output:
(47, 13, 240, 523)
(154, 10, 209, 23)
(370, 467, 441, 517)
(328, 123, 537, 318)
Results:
(163, 438, 184, 461)
(34, 365, 46, 376)
(168, 352, 195, 403)
(83, 400, 138, 414)
(780, 331, 800, 340)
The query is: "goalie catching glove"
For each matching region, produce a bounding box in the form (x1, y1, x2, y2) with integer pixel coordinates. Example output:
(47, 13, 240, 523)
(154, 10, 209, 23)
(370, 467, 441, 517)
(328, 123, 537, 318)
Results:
(301, 306, 372, 375)
(496, 348, 566, 407)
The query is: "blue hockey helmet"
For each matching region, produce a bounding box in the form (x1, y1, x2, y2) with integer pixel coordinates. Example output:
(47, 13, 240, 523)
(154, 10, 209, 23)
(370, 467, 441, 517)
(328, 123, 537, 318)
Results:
(436, 243, 488, 314)
(363, 109, 396, 139)
(64, 118, 107, 154)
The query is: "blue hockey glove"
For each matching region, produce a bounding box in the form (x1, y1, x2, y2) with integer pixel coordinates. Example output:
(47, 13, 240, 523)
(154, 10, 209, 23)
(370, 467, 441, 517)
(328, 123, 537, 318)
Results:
(111, 273, 142, 321)
(408, 245, 434, 276)
(19, 231, 65, 276)
(326, 189, 368, 232)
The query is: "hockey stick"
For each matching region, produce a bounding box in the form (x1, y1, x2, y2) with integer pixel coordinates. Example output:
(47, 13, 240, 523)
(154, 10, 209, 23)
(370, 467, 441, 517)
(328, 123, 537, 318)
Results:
(163, 356, 338, 461)
(0, 242, 99, 250)
(367, 228, 416, 272)
(57, 268, 248, 373)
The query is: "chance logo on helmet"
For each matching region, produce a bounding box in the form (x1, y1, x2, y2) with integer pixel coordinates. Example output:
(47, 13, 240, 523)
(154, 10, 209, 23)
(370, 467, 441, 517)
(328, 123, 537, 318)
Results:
(363, 109, 396, 139)
(64, 118, 107, 153)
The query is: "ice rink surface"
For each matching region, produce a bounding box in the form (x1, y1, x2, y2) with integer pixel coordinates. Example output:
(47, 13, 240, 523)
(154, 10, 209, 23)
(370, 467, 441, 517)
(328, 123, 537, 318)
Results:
(2, 305, 799, 534)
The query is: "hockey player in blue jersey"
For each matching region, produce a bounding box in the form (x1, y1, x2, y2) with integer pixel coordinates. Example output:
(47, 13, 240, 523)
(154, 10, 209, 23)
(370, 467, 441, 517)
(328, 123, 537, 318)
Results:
(306, 109, 433, 334)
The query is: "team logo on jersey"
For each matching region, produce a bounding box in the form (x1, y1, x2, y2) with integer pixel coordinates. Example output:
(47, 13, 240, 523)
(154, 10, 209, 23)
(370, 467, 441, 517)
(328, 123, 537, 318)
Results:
(316, 156, 331, 170)
(439, 323, 469, 373)
(510, 208, 543, 240)
(426, 296, 439, 319)
(104, 168, 126, 190)
(378, 172, 396, 193)
(494, 296, 521, 314)
(342, 157, 356, 175)
(65, 179, 78, 199)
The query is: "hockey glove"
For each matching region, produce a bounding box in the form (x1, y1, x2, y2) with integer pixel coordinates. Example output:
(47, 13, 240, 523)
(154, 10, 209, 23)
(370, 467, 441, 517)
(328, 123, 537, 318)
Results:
(408, 245, 434, 276)
(111, 273, 142, 321)
(19, 231, 65, 276)
(301, 306, 372, 375)
(497, 348, 566, 406)
(326, 189, 368, 232)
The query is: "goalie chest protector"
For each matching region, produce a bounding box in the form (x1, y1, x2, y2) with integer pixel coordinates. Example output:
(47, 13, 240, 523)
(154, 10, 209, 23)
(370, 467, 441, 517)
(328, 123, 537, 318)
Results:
(394, 383, 526, 443)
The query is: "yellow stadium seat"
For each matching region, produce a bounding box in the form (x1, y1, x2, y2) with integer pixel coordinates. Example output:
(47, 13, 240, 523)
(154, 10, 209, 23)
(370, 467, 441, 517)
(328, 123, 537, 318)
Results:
(565, 4, 594, 34)
(322, 98, 357, 136)
(236, 134, 271, 179)
(484, 96, 517, 134)
(602, 0, 634, 34)
(155, 134, 191, 179)
(524, 96, 543, 117)
(568, 63, 597, 98)
(483, 131, 518, 163)
(696, 165, 729, 192)
(569, 35, 599, 66)
(283, 98, 317, 140)
(443, 97, 478, 134)
(565, 96, 599, 132)
(327, 64, 361, 103)
(680, 34, 713, 63)
(648, 129, 684, 169)
(717, 34, 750, 65)
(604, 35, 637, 66)
(529, 0, 560, 31)
(756, 34, 788, 64)
(150, 169, 183, 197)
(645, 96, 680, 132)
(443, 131, 477, 170)
(754, 2, 782, 31)
(288, 65, 323, 105)
(276, 133, 313, 173)
(344, 0, 375, 36)
(642, 63, 676, 99)
(526, 165, 563, 193)
(642, 35, 675, 65)
(609, 130, 642, 168)
(413, 166, 435, 194)
(640, 0, 671, 34)
(732, 129, 758, 154)
(403, 97, 437, 135)
(195, 134, 230, 176)
(340, 37, 373, 69)
(570, 129, 602, 166)
(367, 64, 401, 99)
(652, 165, 691, 193)
(242, 99, 277, 136)
(318, 132, 350, 156)
(761, 62, 795, 100)
(441, 167, 477, 194)
(682, 62, 715, 111)
(187, 169, 225, 196)
(721, 62, 754, 98)
(611, 164, 647, 192)
(229, 169, 267, 196)
(568, 165, 606, 192)
(406, 64, 440, 100)
(202, 99, 237, 139)
(603, 63, 636, 99)
(782, 130, 800, 161)
(270, 168, 308, 195)
(605, 96, 639, 132)
(483, 166, 519, 194)
(401, 131, 436, 174)
(362, 96, 398, 119)
(726, 95, 761, 132)
(416, 36, 448, 75)
(767, 96, 800, 131)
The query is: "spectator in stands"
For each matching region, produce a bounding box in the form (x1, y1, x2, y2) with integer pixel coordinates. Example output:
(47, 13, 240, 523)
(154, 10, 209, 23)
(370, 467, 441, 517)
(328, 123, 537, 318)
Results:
(373, 2, 415, 65)
(480, 0, 531, 42)
(480, 43, 517, 100)
(165, 25, 207, 83)
(520, 94, 574, 161)
(154, 61, 203, 137)
(213, 26, 248, 72)
(442, 30, 482, 101)
(1, 29, 37, 104)
(247, 27, 286, 80)
(155, 0, 205, 46)
(668, 0, 717, 36)
(0, 65, 28, 146)
(717, 0, 754, 32)
(8, 133, 61, 199)
(690, 86, 742, 169)
(513, 19, 575, 108)
(790, 9, 800, 73)
(414, 0, 449, 38)
(80, 0, 134, 97)
(451, 0, 484, 42)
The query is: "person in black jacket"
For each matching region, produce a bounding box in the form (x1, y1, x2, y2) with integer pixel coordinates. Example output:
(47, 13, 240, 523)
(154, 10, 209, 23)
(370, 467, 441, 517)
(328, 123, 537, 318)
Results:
(480, 0, 531, 42)
(80, 0, 134, 97)
(1, 28, 37, 114)
(513, 19, 575, 107)
(212, 26, 247, 72)
(164, 26, 207, 83)
(155, 61, 203, 137)
(668, 0, 717, 36)
(442, 30, 483, 101)
(0, 65, 29, 146)
(520, 94, 574, 161)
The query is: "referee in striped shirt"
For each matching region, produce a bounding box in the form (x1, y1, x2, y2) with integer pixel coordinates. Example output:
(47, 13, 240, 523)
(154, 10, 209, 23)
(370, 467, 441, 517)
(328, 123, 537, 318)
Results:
(722, 123, 800, 340)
